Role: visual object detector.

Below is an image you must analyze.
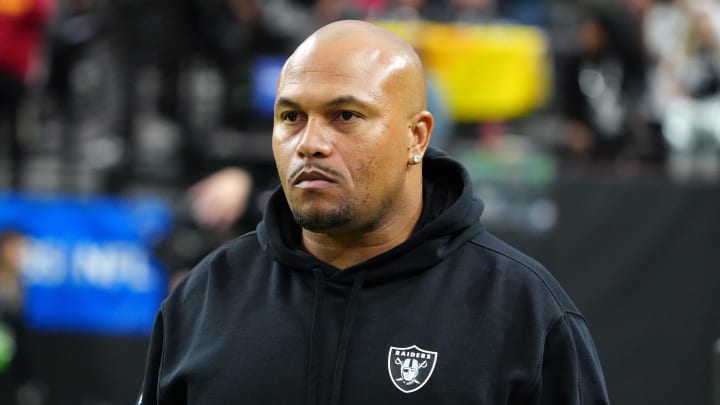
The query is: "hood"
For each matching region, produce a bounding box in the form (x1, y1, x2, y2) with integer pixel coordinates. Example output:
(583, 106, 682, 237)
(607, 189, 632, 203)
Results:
(256, 146, 485, 286)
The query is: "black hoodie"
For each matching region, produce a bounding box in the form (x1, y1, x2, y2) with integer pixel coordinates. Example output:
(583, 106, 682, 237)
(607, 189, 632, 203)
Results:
(139, 147, 610, 405)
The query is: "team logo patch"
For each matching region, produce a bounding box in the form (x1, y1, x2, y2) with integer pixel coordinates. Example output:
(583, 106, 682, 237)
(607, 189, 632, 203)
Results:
(388, 345, 438, 393)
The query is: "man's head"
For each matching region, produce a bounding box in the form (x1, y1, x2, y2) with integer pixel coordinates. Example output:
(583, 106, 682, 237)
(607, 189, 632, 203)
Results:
(272, 20, 433, 236)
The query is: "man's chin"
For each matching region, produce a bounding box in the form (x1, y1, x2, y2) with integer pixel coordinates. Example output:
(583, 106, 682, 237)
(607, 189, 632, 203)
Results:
(292, 209, 352, 231)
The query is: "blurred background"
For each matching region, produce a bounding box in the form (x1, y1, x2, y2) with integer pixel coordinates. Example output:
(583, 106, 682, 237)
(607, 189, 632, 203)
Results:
(1, 0, 719, 403)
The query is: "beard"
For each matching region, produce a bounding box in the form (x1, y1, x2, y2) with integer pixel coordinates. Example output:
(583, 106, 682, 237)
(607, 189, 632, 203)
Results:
(292, 205, 353, 231)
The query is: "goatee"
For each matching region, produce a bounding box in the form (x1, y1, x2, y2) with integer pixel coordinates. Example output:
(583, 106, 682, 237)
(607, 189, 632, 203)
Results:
(293, 208, 352, 231)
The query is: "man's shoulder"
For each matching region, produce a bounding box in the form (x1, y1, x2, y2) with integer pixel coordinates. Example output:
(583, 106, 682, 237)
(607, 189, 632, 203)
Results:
(465, 231, 581, 316)
(467, 232, 546, 277)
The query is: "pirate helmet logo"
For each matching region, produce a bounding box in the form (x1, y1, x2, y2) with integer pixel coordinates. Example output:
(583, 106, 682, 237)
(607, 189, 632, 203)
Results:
(387, 345, 438, 393)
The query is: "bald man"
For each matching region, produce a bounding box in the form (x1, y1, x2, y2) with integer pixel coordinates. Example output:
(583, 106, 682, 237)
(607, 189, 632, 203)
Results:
(138, 20, 610, 405)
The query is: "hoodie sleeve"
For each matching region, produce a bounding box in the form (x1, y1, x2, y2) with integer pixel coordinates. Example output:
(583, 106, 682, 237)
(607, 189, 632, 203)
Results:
(525, 312, 610, 405)
(137, 310, 166, 405)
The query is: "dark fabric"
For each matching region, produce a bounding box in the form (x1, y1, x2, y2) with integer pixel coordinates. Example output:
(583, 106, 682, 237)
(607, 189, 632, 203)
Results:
(138, 147, 609, 404)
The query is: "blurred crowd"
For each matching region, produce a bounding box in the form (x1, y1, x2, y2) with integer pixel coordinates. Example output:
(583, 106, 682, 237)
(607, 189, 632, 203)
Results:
(1, 0, 720, 281)
(553, 0, 720, 179)
(0, 0, 718, 186)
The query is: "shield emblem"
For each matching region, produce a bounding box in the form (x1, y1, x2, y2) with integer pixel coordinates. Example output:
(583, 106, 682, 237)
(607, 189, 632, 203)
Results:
(387, 345, 438, 393)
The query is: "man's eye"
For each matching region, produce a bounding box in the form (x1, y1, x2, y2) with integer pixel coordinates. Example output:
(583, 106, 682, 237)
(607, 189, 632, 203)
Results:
(337, 111, 358, 121)
(282, 111, 302, 122)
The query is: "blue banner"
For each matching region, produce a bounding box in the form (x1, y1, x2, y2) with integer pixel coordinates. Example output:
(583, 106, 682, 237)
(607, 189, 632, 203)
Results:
(0, 193, 172, 336)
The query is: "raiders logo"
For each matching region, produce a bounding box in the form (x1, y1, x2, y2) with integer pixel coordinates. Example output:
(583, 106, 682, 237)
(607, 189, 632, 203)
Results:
(387, 345, 438, 393)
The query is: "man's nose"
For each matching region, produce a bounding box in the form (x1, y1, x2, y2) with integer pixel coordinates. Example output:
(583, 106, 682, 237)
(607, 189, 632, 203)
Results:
(296, 118, 332, 159)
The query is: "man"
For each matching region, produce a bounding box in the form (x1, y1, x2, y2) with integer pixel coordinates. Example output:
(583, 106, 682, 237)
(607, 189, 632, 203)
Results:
(138, 20, 610, 404)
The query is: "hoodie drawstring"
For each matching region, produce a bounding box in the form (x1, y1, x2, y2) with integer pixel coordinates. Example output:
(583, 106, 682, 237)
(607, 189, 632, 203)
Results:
(330, 269, 366, 405)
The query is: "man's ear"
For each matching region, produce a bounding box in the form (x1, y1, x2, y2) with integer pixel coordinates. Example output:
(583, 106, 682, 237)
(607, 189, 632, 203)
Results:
(408, 111, 433, 164)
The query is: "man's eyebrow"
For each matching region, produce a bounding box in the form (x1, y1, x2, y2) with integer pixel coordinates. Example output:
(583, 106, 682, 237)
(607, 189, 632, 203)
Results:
(275, 97, 300, 109)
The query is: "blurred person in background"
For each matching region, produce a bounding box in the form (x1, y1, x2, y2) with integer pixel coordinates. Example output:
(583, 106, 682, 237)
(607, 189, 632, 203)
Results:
(188, 166, 255, 234)
(0, 0, 54, 190)
(159, 165, 258, 292)
(0, 230, 44, 405)
(554, 6, 647, 160)
(643, 0, 720, 180)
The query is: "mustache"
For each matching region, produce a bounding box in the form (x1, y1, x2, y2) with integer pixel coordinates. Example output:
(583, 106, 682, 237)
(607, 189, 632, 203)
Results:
(288, 162, 344, 182)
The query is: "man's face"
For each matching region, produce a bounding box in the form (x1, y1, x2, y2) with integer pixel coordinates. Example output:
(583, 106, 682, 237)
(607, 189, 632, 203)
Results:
(272, 40, 414, 233)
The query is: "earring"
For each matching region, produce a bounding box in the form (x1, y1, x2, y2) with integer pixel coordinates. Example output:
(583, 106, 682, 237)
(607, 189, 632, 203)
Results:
(412, 155, 422, 164)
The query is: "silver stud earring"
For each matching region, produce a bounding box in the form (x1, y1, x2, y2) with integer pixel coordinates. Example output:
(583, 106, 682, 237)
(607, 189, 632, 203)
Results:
(412, 155, 422, 164)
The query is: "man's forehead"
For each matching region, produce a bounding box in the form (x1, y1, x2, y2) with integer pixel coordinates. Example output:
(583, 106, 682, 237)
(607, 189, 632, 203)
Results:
(280, 48, 410, 92)
(285, 44, 381, 74)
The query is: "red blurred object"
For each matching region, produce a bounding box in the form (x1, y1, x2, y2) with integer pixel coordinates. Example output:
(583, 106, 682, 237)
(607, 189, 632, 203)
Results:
(0, 0, 55, 82)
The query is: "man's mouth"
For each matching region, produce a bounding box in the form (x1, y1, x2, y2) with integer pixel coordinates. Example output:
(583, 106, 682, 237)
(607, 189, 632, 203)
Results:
(292, 171, 337, 189)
